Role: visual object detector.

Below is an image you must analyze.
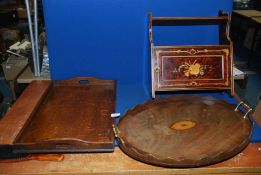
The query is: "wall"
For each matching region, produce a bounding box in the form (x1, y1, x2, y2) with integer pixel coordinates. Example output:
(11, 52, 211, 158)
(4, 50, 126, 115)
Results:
(42, 0, 232, 85)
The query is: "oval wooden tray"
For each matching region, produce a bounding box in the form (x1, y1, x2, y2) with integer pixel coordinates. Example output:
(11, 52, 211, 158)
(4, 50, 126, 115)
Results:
(117, 95, 252, 167)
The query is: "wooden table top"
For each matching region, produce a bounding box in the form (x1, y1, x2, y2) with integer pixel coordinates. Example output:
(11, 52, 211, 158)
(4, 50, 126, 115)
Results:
(233, 10, 261, 18)
(252, 17, 261, 24)
(0, 80, 259, 174)
(0, 144, 261, 175)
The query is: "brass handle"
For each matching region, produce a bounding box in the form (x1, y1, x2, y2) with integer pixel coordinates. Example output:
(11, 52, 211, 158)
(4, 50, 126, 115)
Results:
(112, 124, 125, 144)
(234, 101, 253, 119)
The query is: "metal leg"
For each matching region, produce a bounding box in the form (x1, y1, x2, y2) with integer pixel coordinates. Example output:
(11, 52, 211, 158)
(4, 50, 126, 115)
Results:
(34, 0, 40, 76)
(25, 0, 40, 77)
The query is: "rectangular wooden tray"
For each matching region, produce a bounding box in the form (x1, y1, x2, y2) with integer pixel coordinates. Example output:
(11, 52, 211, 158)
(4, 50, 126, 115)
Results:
(0, 77, 116, 153)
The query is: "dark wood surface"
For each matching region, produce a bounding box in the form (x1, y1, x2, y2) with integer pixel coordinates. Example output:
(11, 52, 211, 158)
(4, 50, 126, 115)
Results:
(152, 46, 231, 91)
(14, 77, 116, 153)
(150, 11, 231, 45)
(149, 12, 234, 97)
(0, 80, 52, 145)
(0, 80, 260, 174)
(117, 95, 252, 167)
(0, 77, 116, 153)
(152, 16, 228, 26)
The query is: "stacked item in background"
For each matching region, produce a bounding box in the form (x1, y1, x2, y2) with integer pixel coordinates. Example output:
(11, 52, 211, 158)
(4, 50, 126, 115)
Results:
(40, 46, 50, 77)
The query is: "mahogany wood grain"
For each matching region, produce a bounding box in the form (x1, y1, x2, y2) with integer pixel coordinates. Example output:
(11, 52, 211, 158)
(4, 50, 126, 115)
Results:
(0, 145, 260, 175)
(13, 77, 116, 153)
(0, 80, 52, 144)
(117, 96, 252, 167)
(153, 46, 231, 91)
(149, 12, 234, 97)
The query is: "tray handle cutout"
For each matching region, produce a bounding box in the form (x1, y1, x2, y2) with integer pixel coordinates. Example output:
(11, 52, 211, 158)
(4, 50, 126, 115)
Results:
(56, 77, 115, 86)
(234, 101, 253, 119)
(79, 79, 90, 85)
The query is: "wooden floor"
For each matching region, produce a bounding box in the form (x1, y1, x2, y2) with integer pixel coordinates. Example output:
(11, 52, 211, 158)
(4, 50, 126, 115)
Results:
(0, 143, 261, 175)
